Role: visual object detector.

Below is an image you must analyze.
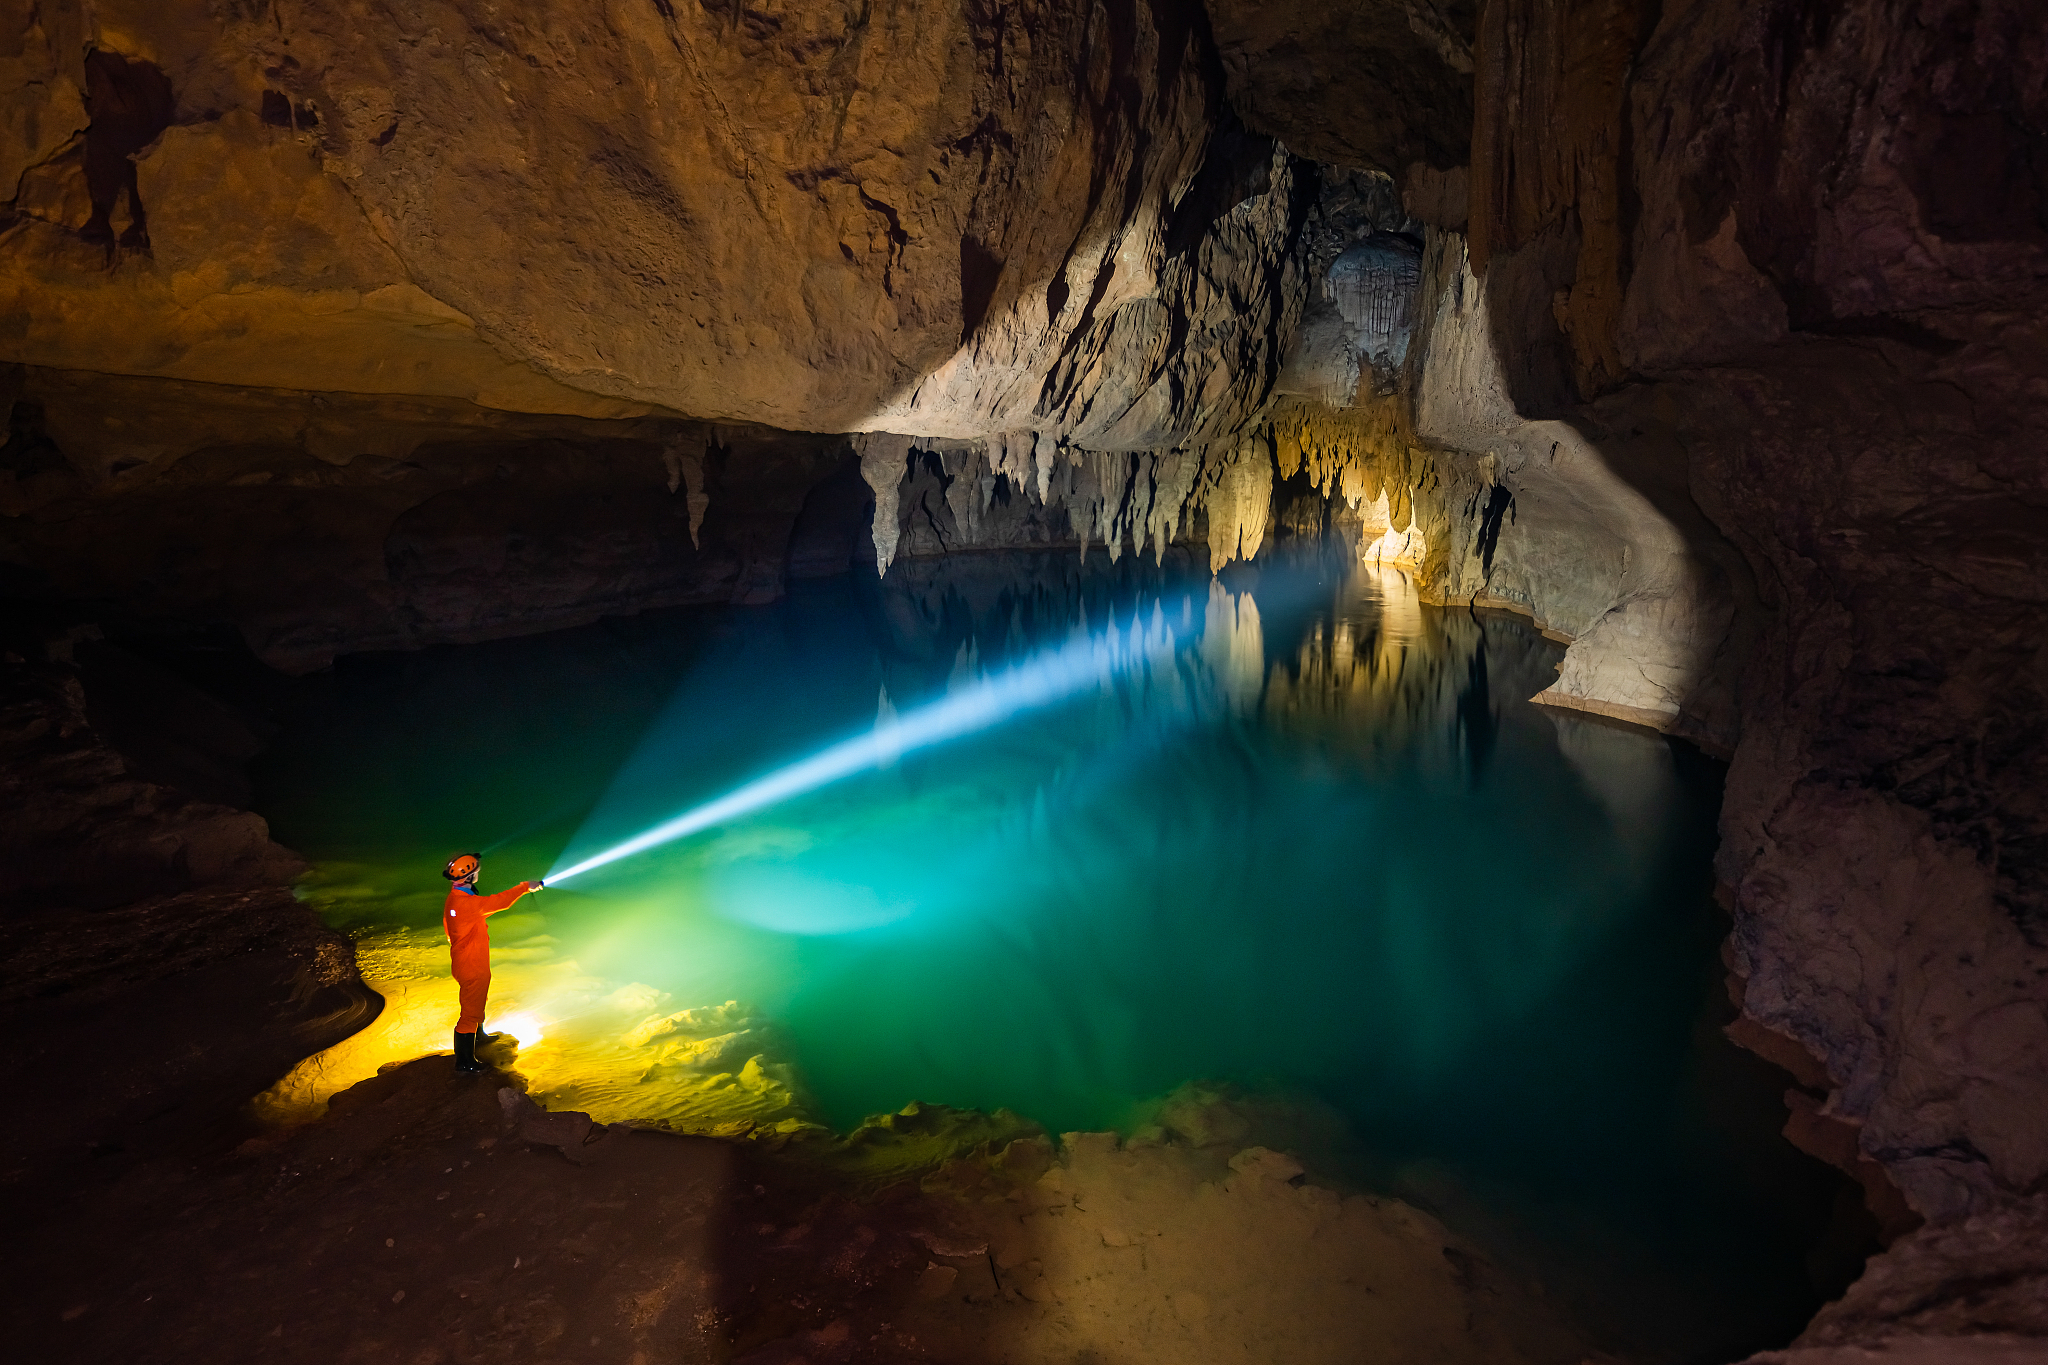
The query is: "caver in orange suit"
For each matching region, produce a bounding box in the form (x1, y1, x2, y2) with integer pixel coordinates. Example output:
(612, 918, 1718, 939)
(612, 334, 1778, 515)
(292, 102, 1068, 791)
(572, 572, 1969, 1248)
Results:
(440, 852, 541, 1072)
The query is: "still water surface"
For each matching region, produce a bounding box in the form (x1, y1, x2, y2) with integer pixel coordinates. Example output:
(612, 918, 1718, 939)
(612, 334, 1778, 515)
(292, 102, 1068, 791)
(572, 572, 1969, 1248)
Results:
(245, 549, 1858, 1359)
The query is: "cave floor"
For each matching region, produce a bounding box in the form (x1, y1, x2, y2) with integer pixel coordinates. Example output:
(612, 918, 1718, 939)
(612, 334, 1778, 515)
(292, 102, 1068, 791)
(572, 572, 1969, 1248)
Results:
(2, 939, 1594, 1365)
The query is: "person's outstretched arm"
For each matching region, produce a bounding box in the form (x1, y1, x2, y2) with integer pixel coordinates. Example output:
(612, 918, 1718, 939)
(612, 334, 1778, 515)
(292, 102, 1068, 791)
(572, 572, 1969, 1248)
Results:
(475, 881, 542, 915)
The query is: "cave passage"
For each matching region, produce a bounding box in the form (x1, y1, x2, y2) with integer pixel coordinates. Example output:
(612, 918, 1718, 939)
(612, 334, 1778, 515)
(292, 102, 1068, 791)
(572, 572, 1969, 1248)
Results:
(230, 548, 1860, 1358)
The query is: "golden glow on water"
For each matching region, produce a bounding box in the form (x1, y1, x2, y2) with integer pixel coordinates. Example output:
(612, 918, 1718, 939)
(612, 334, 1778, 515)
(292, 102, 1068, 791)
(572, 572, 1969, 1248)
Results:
(254, 908, 812, 1136)
(1265, 566, 1468, 756)
(494, 1011, 545, 1045)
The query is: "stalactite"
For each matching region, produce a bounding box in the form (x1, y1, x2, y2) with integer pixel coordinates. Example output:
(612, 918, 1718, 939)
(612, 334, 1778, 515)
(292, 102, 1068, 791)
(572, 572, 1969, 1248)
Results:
(863, 401, 1441, 577)
(1267, 393, 1417, 510)
(854, 433, 915, 575)
(661, 438, 712, 549)
(1196, 435, 1275, 573)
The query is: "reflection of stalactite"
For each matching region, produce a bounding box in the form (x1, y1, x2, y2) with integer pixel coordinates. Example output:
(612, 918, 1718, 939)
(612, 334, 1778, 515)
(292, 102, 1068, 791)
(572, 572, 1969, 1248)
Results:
(1261, 562, 1544, 791)
(1201, 580, 1266, 712)
(1457, 632, 1498, 785)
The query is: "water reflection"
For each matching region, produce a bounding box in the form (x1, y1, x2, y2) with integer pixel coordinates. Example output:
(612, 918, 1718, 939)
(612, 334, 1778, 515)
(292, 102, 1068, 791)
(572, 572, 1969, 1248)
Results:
(241, 547, 1845, 1356)
(260, 554, 1610, 1138)
(1265, 563, 1504, 784)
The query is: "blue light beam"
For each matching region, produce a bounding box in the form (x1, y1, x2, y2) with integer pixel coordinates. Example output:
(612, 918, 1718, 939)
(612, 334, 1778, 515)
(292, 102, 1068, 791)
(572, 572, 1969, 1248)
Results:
(544, 610, 1186, 886)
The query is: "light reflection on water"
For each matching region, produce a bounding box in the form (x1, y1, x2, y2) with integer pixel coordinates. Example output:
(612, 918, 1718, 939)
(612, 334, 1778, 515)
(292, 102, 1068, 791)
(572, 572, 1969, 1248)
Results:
(246, 548, 1847, 1353)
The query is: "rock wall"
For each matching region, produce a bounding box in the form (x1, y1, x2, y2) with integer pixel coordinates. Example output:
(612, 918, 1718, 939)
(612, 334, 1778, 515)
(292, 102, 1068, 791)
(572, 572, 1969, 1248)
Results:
(1188, 0, 2048, 1350)
(0, 366, 848, 670)
(1, 0, 1332, 664)
(1443, 0, 2048, 1355)
(1618, 0, 2048, 1230)
(1205, 0, 1477, 178)
(1248, 0, 2048, 1261)
(0, 639, 304, 914)
(1407, 229, 1755, 749)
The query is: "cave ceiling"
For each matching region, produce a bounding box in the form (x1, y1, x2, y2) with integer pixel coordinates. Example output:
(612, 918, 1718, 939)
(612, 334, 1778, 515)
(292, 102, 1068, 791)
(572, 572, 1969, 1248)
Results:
(0, 0, 1333, 451)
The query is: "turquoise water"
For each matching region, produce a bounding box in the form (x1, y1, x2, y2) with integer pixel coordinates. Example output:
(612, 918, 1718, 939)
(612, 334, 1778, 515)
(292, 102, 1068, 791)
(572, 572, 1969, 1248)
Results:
(231, 547, 1864, 1360)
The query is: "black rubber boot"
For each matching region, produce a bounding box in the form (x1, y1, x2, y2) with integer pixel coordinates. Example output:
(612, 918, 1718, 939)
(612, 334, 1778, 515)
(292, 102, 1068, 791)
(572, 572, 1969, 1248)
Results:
(453, 1029, 486, 1073)
(473, 1028, 498, 1047)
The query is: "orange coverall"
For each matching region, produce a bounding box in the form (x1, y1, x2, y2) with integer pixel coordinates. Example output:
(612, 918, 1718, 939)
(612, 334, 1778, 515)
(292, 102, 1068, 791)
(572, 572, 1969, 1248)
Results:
(443, 880, 539, 1033)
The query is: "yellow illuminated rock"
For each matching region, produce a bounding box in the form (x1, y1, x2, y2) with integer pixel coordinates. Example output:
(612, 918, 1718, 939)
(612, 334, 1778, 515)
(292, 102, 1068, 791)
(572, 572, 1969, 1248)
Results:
(253, 922, 806, 1135)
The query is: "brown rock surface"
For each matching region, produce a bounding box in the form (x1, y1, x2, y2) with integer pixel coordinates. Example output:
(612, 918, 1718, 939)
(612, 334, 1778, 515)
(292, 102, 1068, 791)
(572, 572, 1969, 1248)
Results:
(1609, 0, 2048, 1226)
(1234, 10, 2048, 1349)
(1746, 1202, 2048, 1362)
(0, 651, 305, 909)
(1442, 1, 2048, 1353)
(4, 0, 1309, 449)
(1467, 0, 1641, 403)
(5, 1050, 1593, 1365)
(1205, 0, 1477, 175)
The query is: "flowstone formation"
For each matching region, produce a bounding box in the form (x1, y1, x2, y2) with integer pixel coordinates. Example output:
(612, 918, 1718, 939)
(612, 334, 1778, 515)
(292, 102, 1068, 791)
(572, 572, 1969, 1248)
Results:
(4, 0, 2046, 1359)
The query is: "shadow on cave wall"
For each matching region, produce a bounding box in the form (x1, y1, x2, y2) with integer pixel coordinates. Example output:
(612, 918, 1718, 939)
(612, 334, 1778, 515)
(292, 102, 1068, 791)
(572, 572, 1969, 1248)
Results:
(81, 49, 174, 252)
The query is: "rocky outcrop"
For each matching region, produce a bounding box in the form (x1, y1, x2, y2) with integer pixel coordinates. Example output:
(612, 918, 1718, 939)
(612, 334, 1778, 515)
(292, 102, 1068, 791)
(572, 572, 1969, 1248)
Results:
(10, 1050, 1594, 1365)
(0, 647, 304, 911)
(1746, 1201, 2048, 1364)
(1615, 0, 2048, 1227)
(2, 0, 1333, 664)
(1430, 0, 2048, 1353)
(1244, 0, 2048, 1251)
(1407, 231, 1755, 748)
(1193, 0, 2048, 1350)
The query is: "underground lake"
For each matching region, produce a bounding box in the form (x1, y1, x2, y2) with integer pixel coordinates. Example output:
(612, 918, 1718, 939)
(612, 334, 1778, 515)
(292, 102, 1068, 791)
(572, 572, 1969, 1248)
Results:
(176, 547, 1874, 1362)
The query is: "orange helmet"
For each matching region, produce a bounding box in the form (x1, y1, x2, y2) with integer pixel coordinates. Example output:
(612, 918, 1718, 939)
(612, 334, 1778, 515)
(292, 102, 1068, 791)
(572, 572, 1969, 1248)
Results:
(443, 852, 481, 882)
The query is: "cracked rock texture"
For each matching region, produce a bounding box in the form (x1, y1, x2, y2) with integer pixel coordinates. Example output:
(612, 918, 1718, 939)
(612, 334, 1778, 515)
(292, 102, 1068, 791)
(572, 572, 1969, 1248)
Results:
(1614, 0, 2048, 1234)
(1201, 0, 2048, 1354)
(1205, 0, 1477, 177)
